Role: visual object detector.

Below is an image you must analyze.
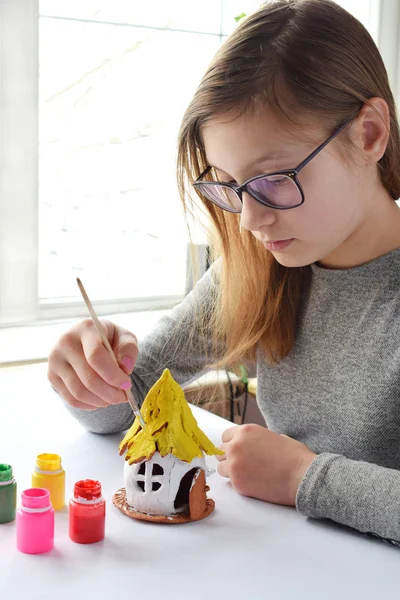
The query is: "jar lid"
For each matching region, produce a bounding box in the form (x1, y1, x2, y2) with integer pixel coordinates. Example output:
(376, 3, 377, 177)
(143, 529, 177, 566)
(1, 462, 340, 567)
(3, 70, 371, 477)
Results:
(21, 488, 51, 510)
(0, 464, 13, 483)
(74, 479, 102, 501)
(36, 453, 62, 471)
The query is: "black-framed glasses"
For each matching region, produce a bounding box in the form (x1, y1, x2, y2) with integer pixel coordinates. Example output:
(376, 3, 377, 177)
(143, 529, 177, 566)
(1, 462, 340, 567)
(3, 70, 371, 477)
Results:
(193, 117, 353, 213)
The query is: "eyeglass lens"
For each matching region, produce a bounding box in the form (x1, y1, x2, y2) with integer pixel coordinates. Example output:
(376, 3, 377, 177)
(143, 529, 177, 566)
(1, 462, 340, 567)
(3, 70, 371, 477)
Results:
(196, 174, 302, 211)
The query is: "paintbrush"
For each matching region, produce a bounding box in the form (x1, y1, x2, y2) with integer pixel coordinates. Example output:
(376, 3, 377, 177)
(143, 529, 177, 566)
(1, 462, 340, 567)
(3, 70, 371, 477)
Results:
(76, 277, 147, 431)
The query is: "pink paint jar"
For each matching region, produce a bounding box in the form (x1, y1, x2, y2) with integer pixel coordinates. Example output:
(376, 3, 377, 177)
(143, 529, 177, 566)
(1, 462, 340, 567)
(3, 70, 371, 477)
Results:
(16, 488, 54, 554)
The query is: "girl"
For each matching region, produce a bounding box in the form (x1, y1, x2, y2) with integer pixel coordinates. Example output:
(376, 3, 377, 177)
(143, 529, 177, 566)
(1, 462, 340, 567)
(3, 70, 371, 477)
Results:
(48, 0, 400, 543)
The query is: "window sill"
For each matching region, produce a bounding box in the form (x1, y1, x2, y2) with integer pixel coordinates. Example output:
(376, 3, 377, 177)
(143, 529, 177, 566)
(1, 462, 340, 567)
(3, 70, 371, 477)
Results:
(0, 309, 170, 367)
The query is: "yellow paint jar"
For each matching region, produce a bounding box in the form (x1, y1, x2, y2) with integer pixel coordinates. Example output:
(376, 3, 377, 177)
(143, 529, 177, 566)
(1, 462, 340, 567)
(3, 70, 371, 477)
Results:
(32, 454, 65, 510)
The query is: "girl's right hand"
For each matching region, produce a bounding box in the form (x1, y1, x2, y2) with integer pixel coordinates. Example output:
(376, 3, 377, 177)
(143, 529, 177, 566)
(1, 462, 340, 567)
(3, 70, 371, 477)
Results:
(47, 319, 139, 410)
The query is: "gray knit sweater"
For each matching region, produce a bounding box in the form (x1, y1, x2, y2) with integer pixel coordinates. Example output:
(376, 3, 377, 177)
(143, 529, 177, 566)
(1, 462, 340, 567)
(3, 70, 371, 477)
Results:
(65, 248, 400, 543)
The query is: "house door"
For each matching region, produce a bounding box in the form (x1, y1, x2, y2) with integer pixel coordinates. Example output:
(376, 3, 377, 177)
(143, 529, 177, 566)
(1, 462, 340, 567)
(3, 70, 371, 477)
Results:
(174, 467, 198, 511)
(174, 468, 207, 520)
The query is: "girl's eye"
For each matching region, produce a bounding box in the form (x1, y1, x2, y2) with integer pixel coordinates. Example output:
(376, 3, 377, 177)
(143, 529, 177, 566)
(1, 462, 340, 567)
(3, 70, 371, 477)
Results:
(271, 178, 288, 186)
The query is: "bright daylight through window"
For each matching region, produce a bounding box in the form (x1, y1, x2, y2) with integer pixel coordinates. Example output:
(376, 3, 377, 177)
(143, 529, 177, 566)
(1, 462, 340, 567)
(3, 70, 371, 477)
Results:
(38, 0, 379, 309)
(0, 0, 383, 325)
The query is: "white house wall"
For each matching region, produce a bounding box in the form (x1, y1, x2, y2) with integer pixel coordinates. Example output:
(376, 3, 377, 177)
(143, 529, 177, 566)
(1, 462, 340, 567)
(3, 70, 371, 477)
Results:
(124, 452, 206, 516)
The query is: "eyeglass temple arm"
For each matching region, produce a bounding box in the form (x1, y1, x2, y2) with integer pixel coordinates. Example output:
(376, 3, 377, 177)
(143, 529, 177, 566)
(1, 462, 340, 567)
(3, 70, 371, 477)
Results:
(194, 165, 212, 183)
(195, 116, 354, 182)
(293, 117, 354, 175)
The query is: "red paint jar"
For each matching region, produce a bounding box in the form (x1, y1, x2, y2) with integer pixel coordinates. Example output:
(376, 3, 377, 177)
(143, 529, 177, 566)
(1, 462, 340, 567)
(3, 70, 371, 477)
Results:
(69, 480, 105, 544)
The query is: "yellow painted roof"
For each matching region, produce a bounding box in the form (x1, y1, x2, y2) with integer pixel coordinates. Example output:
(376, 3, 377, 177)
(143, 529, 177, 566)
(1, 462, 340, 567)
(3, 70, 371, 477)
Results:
(119, 369, 224, 464)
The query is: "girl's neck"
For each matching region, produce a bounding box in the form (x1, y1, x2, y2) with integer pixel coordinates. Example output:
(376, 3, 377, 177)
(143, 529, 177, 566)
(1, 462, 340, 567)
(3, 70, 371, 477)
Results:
(318, 189, 400, 270)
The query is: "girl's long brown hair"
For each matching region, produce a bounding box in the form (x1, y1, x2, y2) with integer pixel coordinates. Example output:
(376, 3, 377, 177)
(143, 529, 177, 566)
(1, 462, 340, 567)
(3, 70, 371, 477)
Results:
(177, 0, 400, 368)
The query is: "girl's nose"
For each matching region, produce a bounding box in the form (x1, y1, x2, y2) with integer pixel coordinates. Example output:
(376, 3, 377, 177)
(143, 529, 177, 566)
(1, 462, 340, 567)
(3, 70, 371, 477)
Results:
(240, 192, 277, 231)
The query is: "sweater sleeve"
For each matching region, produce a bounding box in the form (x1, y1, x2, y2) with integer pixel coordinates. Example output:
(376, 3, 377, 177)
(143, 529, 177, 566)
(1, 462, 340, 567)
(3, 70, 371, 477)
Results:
(62, 263, 221, 435)
(296, 452, 400, 544)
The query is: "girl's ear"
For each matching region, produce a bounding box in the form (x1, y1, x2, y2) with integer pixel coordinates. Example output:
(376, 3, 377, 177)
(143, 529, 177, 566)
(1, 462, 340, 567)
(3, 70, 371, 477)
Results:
(352, 97, 390, 164)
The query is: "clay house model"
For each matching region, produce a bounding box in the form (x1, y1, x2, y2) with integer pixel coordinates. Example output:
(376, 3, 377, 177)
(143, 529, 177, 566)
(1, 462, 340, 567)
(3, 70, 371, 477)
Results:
(113, 368, 223, 523)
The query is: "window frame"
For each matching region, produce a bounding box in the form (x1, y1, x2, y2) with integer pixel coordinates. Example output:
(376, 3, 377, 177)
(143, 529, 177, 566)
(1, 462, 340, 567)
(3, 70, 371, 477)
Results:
(0, 0, 39, 326)
(377, 0, 400, 103)
(0, 0, 398, 326)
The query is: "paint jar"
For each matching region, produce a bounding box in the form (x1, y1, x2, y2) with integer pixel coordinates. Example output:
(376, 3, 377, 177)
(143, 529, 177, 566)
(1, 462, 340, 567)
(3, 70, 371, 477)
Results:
(16, 488, 54, 554)
(32, 453, 65, 510)
(69, 479, 106, 544)
(0, 464, 17, 524)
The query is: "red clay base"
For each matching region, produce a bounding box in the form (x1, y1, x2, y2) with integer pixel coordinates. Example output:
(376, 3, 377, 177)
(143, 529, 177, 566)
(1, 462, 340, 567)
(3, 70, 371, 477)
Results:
(112, 487, 215, 524)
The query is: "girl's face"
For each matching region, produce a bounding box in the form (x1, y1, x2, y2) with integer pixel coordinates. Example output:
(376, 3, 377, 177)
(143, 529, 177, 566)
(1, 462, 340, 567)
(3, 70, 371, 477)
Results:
(202, 108, 381, 268)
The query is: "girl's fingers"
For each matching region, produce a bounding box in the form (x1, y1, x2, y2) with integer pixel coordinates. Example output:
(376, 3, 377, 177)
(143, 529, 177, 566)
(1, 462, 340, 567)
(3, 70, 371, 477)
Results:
(221, 427, 237, 443)
(68, 345, 126, 405)
(216, 443, 228, 460)
(49, 374, 99, 411)
(80, 320, 133, 390)
(57, 362, 111, 409)
(217, 459, 230, 478)
(47, 319, 140, 409)
(113, 327, 139, 375)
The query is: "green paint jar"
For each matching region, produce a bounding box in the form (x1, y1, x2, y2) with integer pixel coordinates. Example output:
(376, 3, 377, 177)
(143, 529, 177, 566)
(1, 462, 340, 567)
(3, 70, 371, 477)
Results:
(0, 464, 17, 524)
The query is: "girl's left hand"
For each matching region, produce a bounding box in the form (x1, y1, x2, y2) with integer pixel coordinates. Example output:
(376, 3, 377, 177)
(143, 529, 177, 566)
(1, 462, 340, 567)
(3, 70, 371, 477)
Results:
(216, 424, 316, 506)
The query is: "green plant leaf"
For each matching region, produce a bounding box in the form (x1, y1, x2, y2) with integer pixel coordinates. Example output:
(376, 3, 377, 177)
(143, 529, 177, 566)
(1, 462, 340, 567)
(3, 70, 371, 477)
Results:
(234, 12, 247, 23)
(239, 364, 249, 384)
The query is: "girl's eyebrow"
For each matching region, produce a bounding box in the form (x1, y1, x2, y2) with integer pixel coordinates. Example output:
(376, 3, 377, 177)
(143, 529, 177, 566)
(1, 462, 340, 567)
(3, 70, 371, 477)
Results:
(209, 150, 293, 173)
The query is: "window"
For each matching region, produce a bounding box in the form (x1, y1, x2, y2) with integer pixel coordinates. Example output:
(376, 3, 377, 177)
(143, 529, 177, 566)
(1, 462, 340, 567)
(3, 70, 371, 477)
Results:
(0, 0, 396, 326)
(135, 461, 163, 493)
(38, 3, 223, 311)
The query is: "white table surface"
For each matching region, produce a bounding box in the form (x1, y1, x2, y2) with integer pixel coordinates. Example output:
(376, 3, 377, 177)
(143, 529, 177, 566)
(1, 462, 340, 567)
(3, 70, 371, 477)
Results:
(1, 363, 399, 600)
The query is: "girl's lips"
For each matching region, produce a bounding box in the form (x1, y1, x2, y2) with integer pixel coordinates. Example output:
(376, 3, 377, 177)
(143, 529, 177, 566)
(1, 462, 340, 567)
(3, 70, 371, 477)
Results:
(263, 238, 294, 251)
